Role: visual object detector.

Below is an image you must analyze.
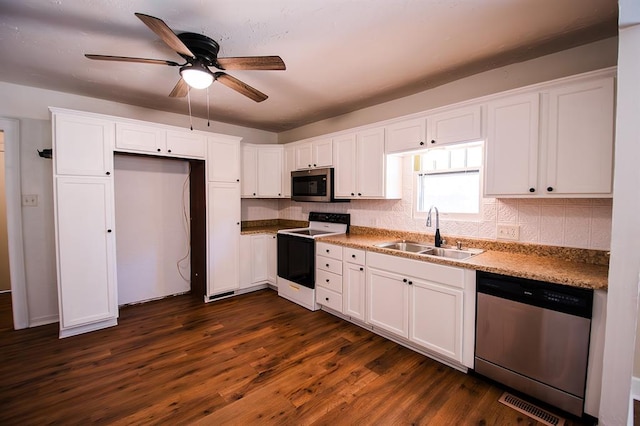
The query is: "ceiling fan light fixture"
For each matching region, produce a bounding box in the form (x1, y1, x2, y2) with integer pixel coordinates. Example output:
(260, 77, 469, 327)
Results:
(180, 64, 214, 89)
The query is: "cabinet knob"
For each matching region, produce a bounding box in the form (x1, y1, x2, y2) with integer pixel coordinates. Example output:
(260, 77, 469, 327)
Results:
(236, 222, 240, 225)
(351, 254, 356, 258)
(308, 164, 312, 167)
(403, 278, 408, 283)
(326, 279, 330, 283)
(408, 280, 413, 285)
(313, 164, 317, 167)
(326, 249, 330, 253)
(529, 188, 535, 193)
(326, 264, 329, 267)
(351, 193, 355, 196)
(167, 149, 172, 153)
(547, 186, 554, 192)
(430, 140, 436, 144)
(359, 267, 364, 271)
(278, 193, 281, 196)
(236, 179, 240, 182)
(157, 148, 161, 152)
(419, 141, 424, 146)
(325, 297, 329, 301)
(357, 193, 362, 196)
(105, 171, 111, 176)
(253, 193, 256, 196)
(107, 229, 112, 233)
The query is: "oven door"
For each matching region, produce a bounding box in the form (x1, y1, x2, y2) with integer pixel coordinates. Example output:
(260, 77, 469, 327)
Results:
(277, 233, 315, 288)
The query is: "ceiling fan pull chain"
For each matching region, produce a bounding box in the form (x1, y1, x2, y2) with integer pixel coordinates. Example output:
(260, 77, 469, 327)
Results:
(187, 86, 193, 131)
(207, 86, 211, 127)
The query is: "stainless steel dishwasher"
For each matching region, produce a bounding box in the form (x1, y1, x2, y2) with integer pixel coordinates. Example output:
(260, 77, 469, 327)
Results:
(475, 271, 593, 417)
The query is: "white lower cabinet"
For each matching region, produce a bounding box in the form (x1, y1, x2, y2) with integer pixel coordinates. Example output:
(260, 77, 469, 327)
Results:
(315, 242, 343, 310)
(366, 251, 474, 367)
(240, 233, 277, 290)
(55, 177, 118, 337)
(343, 248, 366, 322)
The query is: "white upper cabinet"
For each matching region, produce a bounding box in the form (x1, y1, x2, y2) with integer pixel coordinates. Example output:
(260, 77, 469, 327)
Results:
(257, 146, 284, 197)
(165, 130, 206, 158)
(282, 144, 296, 198)
(485, 74, 614, 197)
(333, 127, 402, 199)
(544, 77, 614, 196)
(207, 135, 241, 183)
(427, 105, 483, 146)
(241, 144, 284, 198)
(485, 93, 540, 196)
(385, 117, 427, 153)
(54, 113, 114, 177)
(294, 138, 333, 170)
(384, 105, 481, 154)
(115, 122, 206, 159)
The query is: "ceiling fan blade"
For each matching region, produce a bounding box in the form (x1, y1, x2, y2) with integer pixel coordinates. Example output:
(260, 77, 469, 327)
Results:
(169, 78, 189, 98)
(134, 13, 195, 58)
(85, 54, 180, 66)
(214, 72, 268, 102)
(216, 56, 286, 70)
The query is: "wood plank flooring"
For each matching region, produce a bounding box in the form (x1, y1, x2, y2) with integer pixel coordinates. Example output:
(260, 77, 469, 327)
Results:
(0, 290, 586, 425)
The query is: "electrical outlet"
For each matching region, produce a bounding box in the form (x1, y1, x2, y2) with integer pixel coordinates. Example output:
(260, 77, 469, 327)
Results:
(22, 194, 38, 207)
(497, 224, 520, 240)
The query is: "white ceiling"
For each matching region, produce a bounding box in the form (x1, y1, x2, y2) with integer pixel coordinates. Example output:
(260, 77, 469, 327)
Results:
(0, 0, 618, 132)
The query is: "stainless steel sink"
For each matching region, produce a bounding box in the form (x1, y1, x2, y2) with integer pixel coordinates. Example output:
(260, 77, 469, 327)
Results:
(374, 241, 433, 253)
(420, 247, 484, 260)
(374, 240, 483, 260)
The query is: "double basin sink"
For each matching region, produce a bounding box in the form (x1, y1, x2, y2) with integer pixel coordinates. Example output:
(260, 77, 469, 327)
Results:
(374, 240, 483, 260)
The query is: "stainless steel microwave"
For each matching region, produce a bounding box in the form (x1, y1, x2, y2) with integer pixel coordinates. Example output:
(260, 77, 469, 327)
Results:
(291, 168, 339, 202)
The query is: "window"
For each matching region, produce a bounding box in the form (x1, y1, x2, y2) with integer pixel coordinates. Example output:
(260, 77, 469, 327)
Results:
(415, 141, 483, 218)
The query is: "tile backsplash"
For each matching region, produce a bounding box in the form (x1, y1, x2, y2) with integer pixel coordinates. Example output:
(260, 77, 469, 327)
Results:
(242, 156, 612, 251)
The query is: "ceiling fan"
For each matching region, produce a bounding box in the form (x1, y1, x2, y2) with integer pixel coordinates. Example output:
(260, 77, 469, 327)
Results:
(85, 13, 285, 102)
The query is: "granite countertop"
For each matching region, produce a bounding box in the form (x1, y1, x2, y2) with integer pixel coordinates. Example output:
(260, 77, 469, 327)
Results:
(316, 233, 609, 291)
(239, 221, 608, 290)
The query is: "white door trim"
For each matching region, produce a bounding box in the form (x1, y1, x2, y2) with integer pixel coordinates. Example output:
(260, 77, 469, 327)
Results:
(1, 118, 29, 329)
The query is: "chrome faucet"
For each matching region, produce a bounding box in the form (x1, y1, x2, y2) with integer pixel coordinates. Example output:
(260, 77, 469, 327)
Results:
(426, 205, 443, 247)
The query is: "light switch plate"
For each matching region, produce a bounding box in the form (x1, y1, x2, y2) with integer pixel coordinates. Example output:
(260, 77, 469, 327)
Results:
(22, 194, 38, 207)
(497, 224, 520, 240)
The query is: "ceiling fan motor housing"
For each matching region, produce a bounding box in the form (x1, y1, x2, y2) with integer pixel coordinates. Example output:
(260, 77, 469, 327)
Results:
(177, 32, 221, 67)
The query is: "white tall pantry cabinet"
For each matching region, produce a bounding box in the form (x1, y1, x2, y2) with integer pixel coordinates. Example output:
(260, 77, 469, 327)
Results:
(52, 111, 119, 338)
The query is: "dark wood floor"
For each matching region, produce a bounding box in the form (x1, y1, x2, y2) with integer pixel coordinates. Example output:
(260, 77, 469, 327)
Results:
(0, 290, 585, 425)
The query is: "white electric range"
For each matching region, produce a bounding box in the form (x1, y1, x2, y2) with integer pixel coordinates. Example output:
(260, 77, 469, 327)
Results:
(276, 212, 350, 310)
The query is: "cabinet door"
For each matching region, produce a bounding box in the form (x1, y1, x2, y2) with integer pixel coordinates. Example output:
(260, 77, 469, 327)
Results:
(485, 93, 540, 196)
(427, 105, 482, 146)
(282, 145, 296, 198)
(385, 117, 427, 153)
(410, 279, 463, 362)
(366, 267, 409, 337)
(250, 234, 269, 284)
(313, 138, 333, 167)
(343, 262, 366, 322)
(54, 113, 114, 177)
(545, 77, 614, 195)
(241, 145, 258, 198)
(207, 182, 240, 296)
(208, 136, 240, 183)
(333, 133, 357, 198)
(295, 142, 313, 170)
(166, 130, 206, 158)
(257, 146, 283, 197)
(55, 177, 117, 331)
(239, 235, 252, 289)
(115, 122, 165, 154)
(356, 127, 386, 197)
(267, 234, 277, 284)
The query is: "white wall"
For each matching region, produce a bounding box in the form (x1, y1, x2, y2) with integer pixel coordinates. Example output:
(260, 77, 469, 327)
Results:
(0, 83, 277, 327)
(0, 132, 9, 291)
(114, 155, 191, 305)
(279, 37, 618, 143)
(598, 13, 640, 426)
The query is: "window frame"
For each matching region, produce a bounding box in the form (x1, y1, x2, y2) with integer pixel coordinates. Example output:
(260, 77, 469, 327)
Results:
(412, 141, 485, 222)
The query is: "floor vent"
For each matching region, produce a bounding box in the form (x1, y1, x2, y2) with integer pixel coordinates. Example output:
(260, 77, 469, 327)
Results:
(498, 392, 565, 426)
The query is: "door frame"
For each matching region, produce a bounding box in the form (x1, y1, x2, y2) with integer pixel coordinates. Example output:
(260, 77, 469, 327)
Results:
(0, 118, 28, 329)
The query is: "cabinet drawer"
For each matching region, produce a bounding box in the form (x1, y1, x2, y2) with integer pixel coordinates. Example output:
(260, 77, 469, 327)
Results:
(344, 247, 365, 265)
(316, 242, 343, 260)
(316, 269, 343, 293)
(316, 286, 343, 312)
(317, 256, 342, 274)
